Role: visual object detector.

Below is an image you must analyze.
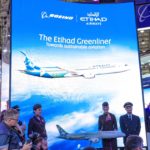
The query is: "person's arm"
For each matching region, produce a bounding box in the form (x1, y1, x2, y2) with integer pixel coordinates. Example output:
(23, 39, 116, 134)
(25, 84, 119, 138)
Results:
(145, 111, 148, 132)
(28, 119, 34, 138)
(136, 116, 141, 135)
(98, 116, 102, 130)
(0, 134, 9, 150)
(113, 115, 118, 130)
(119, 116, 126, 134)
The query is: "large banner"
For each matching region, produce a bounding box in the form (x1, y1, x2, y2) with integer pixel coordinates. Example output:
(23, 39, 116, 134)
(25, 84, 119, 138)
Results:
(11, 1, 146, 149)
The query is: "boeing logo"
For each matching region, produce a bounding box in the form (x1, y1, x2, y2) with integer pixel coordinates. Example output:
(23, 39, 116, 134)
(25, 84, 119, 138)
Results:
(80, 12, 108, 26)
(41, 11, 74, 20)
(138, 4, 150, 23)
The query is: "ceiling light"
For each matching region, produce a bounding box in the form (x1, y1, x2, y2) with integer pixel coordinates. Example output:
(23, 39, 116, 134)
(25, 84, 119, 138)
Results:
(141, 41, 146, 45)
(3, 49, 8, 53)
(140, 30, 144, 33)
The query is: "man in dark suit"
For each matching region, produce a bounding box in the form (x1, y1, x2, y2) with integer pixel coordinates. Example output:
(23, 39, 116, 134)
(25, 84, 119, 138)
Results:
(119, 102, 141, 145)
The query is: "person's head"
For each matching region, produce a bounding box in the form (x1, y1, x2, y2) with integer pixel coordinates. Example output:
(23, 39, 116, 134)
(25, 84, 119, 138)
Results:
(83, 146, 96, 150)
(102, 102, 109, 114)
(33, 104, 42, 116)
(124, 102, 133, 114)
(12, 105, 20, 112)
(125, 135, 143, 150)
(3, 109, 19, 127)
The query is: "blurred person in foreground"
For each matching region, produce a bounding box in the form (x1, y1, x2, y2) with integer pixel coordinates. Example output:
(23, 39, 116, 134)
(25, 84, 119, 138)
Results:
(125, 135, 143, 150)
(98, 102, 118, 150)
(145, 103, 150, 132)
(12, 105, 26, 144)
(83, 146, 96, 150)
(28, 104, 47, 150)
(119, 102, 141, 145)
(0, 108, 32, 150)
(145, 103, 150, 148)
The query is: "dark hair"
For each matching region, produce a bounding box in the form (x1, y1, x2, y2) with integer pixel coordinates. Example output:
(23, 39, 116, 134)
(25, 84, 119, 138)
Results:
(125, 135, 143, 150)
(33, 104, 42, 110)
(12, 105, 20, 111)
(102, 102, 109, 107)
(83, 146, 96, 150)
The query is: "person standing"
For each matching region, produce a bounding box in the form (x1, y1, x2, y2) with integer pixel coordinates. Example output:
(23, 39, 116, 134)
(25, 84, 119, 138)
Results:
(28, 104, 47, 149)
(119, 102, 141, 145)
(98, 102, 118, 150)
(0, 109, 32, 150)
(145, 103, 150, 132)
(145, 103, 150, 149)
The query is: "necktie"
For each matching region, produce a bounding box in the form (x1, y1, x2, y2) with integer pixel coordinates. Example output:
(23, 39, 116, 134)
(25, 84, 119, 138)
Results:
(128, 114, 132, 120)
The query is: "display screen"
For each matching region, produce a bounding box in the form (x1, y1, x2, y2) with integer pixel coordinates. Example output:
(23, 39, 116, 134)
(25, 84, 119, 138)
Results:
(11, 1, 146, 149)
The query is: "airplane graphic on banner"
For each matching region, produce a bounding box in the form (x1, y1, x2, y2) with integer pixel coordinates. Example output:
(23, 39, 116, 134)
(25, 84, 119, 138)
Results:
(56, 125, 125, 143)
(20, 51, 129, 79)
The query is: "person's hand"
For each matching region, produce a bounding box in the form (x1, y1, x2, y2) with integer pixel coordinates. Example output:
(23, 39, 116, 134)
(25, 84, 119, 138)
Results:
(22, 142, 32, 150)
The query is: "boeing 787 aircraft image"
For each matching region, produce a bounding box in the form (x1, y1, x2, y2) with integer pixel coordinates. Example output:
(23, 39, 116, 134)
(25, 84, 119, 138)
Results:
(19, 51, 129, 79)
(56, 125, 125, 143)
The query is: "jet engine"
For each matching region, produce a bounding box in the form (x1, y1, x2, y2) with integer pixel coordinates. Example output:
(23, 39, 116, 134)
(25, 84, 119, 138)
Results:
(89, 138, 99, 143)
(83, 73, 95, 79)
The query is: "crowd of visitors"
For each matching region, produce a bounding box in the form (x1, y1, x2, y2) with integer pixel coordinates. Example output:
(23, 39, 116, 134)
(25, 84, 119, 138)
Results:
(0, 101, 148, 150)
(0, 104, 47, 150)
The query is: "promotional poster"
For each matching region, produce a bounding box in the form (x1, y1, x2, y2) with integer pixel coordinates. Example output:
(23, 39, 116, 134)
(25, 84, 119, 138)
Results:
(11, 1, 146, 149)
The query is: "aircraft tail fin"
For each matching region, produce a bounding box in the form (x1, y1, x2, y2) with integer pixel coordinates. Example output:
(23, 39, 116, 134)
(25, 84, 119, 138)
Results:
(56, 125, 68, 137)
(20, 51, 40, 71)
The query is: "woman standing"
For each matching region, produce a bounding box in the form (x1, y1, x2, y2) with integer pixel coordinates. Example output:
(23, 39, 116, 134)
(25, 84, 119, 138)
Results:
(28, 104, 47, 150)
(98, 102, 118, 150)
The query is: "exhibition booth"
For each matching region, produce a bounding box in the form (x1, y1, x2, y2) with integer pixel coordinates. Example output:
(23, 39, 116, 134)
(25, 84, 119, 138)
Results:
(0, 0, 150, 149)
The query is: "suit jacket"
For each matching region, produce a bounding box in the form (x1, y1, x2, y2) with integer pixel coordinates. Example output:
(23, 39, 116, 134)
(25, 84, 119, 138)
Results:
(119, 114, 141, 136)
(0, 122, 22, 150)
(98, 113, 117, 131)
(145, 108, 150, 132)
(28, 116, 47, 138)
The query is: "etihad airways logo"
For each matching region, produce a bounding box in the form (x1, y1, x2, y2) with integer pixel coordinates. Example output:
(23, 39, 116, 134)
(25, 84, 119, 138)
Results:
(80, 12, 108, 26)
(41, 11, 74, 20)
